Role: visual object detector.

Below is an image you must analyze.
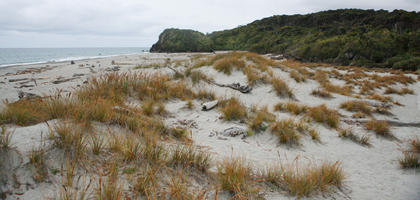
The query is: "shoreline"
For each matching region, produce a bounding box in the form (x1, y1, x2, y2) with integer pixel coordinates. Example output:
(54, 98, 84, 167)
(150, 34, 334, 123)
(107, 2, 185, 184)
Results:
(0, 51, 149, 69)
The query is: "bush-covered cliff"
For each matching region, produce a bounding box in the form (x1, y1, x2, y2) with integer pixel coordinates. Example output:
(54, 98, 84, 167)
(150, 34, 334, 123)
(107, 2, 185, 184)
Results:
(150, 28, 213, 52)
(150, 9, 420, 70)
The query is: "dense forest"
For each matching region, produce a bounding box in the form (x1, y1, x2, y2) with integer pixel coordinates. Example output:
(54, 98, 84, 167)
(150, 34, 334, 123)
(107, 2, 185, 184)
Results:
(150, 9, 420, 70)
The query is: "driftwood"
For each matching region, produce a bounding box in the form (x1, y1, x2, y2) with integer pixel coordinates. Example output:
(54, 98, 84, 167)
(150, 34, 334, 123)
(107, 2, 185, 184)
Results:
(52, 77, 76, 84)
(18, 91, 40, 100)
(207, 80, 252, 93)
(202, 100, 218, 111)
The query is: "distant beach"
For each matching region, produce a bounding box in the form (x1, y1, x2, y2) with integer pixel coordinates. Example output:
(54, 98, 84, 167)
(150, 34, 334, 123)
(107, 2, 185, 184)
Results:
(0, 47, 148, 68)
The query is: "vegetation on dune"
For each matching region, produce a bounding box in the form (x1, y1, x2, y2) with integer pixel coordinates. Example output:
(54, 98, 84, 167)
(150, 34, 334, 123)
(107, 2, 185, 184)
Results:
(151, 9, 420, 70)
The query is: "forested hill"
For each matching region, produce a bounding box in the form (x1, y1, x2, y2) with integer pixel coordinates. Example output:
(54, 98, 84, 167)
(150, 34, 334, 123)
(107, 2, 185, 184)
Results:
(150, 9, 420, 70)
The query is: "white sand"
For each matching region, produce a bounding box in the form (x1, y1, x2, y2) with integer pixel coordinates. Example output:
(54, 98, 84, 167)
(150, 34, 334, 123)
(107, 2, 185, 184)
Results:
(1, 53, 419, 200)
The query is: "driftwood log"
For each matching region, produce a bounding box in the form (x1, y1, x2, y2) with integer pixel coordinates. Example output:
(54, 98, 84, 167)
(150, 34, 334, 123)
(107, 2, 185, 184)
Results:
(343, 119, 420, 128)
(202, 100, 218, 111)
(207, 80, 252, 93)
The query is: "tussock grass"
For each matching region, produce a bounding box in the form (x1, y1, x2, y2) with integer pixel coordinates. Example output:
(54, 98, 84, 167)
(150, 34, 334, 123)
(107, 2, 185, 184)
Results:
(90, 134, 105, 155)
(169, 145, 211, 172)
(29, 146, 48, 182)
(220, 97, 248, 121)
(307, 105, 340, 128)
(270, 119, 301, 145)
(384, 87, 414, 95)
(290, 70, 306, 82)
(365, 119, 392, 137)
(120, 135, 142, 162)
(133, 164, 160, 196)
(194, 89, 216, 101)
(217, 157, 259, 199)
(340, 100, 373, 115)
(367, 94, 393, 103)
(188, 70, 211, 85)
(262, 160, 344, 198)
(352, 112, 367, 119)
(248, 106, 275, 132)
(399, 138, 420, 168)
(213, 57, 245, 75)
(95, 171, 123, 200)
(49, 122, 87, 159)
(270, 118, 320, 144)
(0, 126, 13, 149)
(338, 128, 370, 146)
(243, 65, 268, 86)
(274, 102, 308, 115)
(311, 88, 332, 98)
(271, 77, 294, 98)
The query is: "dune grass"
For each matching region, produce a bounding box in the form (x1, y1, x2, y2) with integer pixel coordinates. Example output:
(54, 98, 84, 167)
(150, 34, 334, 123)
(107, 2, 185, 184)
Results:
(219, 97, 248, 121)
(0, 126, 13, 149)
(274, 102, 308, 115)
(340, 100, 373, 115)
(271, 77, 294, 98)
(290, 70, 306, 82)
(338, 128, 370, 146)
(307, 104, 340, 128)
(365, 119, 392, 137)
(248, 106, 276, 132)
(311, 88, 332, 98)
(399, 137, 420, 168)
(169, 145, 211, 172)
(262, 160, 344, 198)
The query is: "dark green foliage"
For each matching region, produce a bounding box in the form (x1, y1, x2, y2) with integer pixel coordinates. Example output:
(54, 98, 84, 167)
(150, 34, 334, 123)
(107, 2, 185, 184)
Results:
(150, 28, 213, 52)
(152, 9, 420, 70)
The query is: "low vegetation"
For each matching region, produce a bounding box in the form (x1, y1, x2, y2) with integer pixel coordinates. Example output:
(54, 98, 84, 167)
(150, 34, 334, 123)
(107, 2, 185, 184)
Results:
(340, 100, 373, 115)
(338, 128, 370, 146)
(365, 119, 392, 137)
(219, 97, 248, 121)
(271, 77, 294, 98)
(274, 102, 308, 115)
(270, 118, 320, 145)
(399, 138, 420, 168)
(307, 104, 340, 128)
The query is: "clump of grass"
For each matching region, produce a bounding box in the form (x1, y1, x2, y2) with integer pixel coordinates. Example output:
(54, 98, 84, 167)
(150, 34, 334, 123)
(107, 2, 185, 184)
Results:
(49, 122, 86, 159)
(271, 77, 294, 98)
(186, 100, 194, 109)
(365, 119, 392, 137)
(367, 94, 392, 103)
(133, 164, 160, 197)
(270, 119, 301, 145)
(168, 127, 190, 140)
(188, 70, 211, 85)
(311, 88, 332, 98)
(399, 137, 420, 168)
(262, 160, 344, 198)
(141, 138, 167, 164)
(95, 172, 123, 200)
(340, 100, 373, 115)
(352, 112, 367, 119)
(169, 145, 211, 172)
(194, 89, 216, 101)
(213, 57, 245, 75)
(243, 66, 268, 86)
(290, 70, 306, 82)
(274, 102, 308, 115)
(219, 97, 248, 121)
(90, 134, 105, 155)
(141, 100, 155, 116)
(338, 128, 370, 146)
(120, 135, 142, 162)
(384, 87, 414, 95)
(217, 157, 258, 198)
(29, 146, 48, 182)
(248, 106, 275, 132)
(307, 105, 340, 128)
(0, 126, 13, 149)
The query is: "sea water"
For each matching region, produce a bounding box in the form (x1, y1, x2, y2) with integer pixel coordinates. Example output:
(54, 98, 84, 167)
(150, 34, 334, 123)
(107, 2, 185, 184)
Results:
(0, 47, 148, 67)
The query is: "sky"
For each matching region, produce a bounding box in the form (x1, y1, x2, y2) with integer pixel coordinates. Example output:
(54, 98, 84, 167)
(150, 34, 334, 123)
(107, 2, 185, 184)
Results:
(0, 0, 419, 48)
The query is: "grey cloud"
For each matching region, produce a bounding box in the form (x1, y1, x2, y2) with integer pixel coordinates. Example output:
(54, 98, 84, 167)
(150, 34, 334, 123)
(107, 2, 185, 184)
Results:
(0, 0, 418, 47)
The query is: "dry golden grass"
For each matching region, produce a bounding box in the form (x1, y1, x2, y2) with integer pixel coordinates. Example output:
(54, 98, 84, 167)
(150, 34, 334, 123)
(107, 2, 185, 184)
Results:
(213, 57, 246, 75)
(49, 122, 87, 160)
(311, 88, 332, 98)
(367, 94, 393, 103)
(270, 118, 320, 145)
(274, 102, 308, 115)
(340, 100, 373, 115)
(338, 128, 370, 146)
(219, 97, 248, 121)
(169, 145, 211, 172)
(399, 138, 420, 168)
(243, 65, 269, 86)
(194, 89, 216, 101)
(262, 159, 344, 198)
(217, 157, 259, 199)
(307, 105, 340, 128)
(28, 146, 48, 182)
(290, 70, 306, 82)
(248, 106, 275, 132)
(384, 87, 414, 95)
(352, 112, 367, 119)
(271, 76, 294, 98)
(0, 126, 13, 149)
(365, 119, 392, 137)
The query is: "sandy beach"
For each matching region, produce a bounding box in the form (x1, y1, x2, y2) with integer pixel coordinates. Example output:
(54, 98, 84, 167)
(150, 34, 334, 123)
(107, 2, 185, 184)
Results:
(0, 52, 419, 200)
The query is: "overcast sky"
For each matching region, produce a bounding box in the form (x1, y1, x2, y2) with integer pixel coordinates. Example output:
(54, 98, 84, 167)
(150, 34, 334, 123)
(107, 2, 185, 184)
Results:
(0, 0, 418, 48)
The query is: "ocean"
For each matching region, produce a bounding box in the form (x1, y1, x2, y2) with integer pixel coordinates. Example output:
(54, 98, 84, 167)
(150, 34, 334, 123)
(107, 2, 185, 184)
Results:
(0, 47, 149, 67)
